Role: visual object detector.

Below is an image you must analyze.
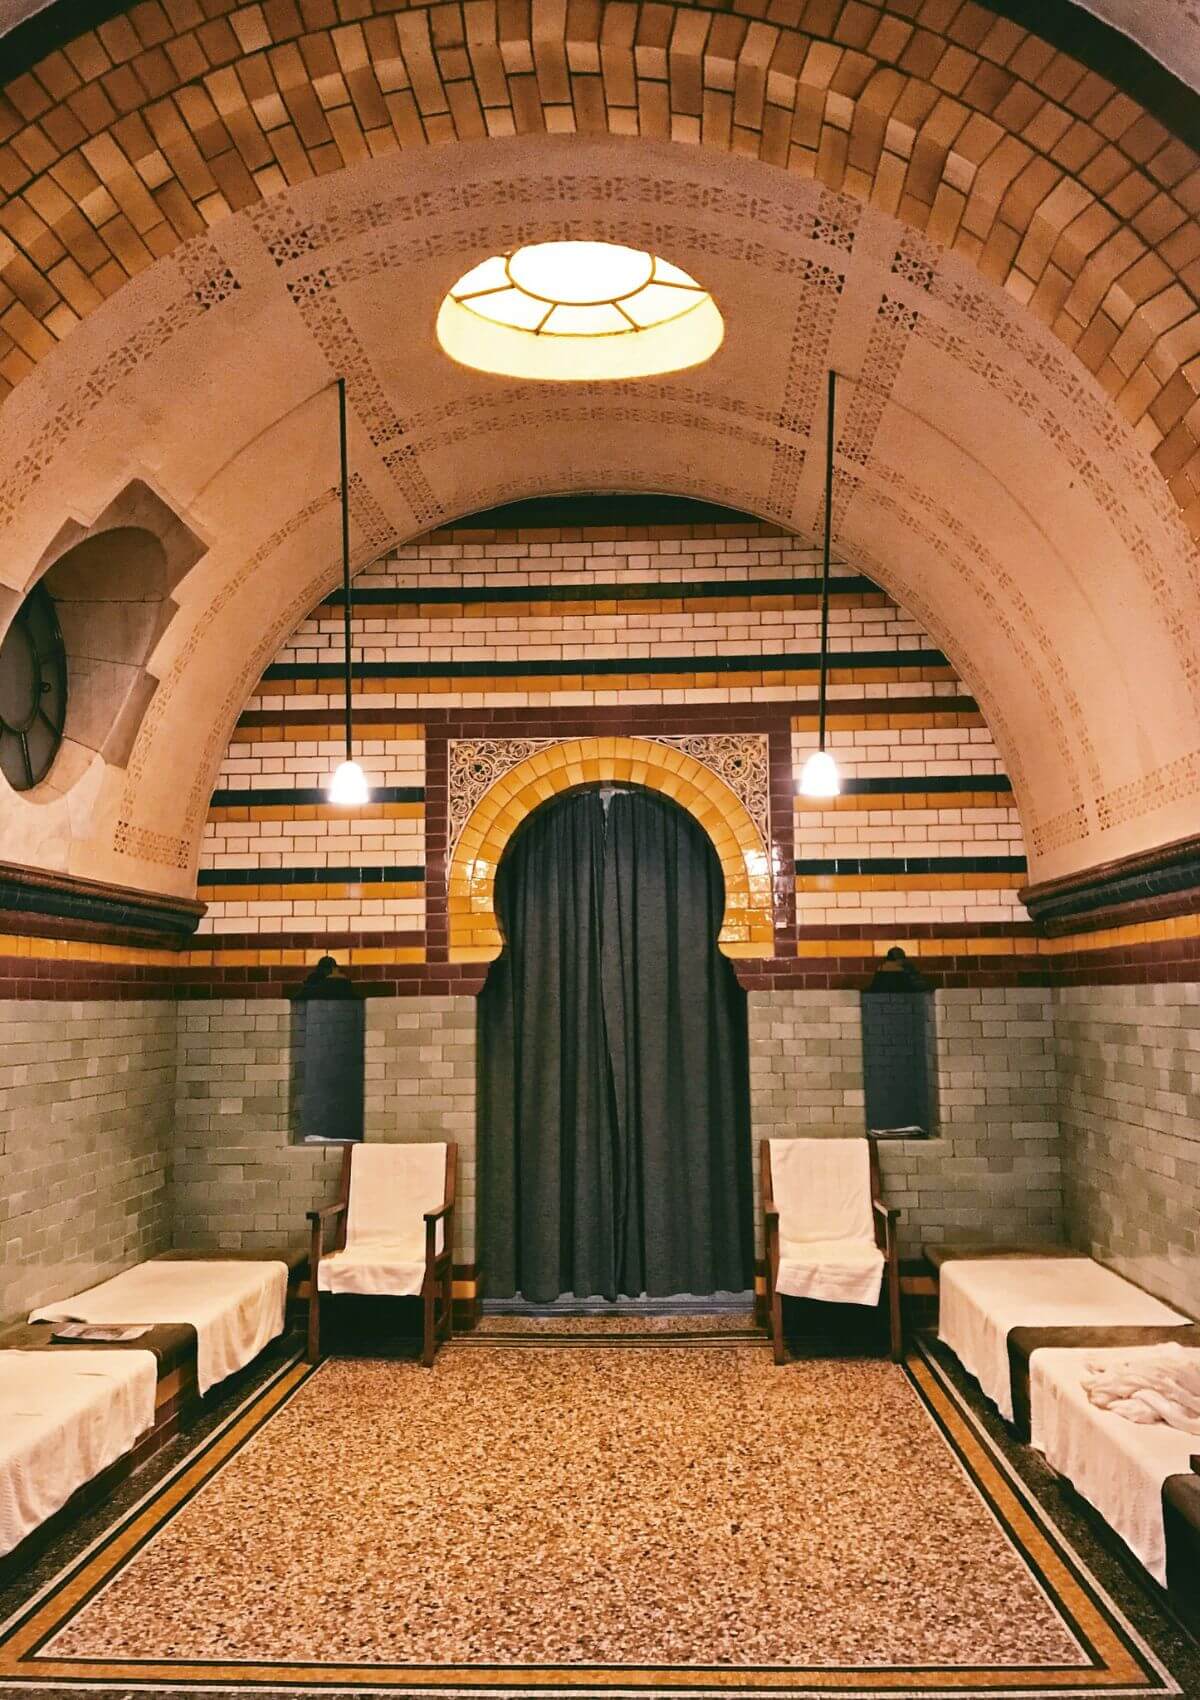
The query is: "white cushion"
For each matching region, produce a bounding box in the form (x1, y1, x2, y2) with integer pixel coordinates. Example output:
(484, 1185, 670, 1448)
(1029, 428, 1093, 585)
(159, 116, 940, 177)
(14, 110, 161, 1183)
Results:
(769, 1137, 875, 1244)
(776, 1237, 885, 1307)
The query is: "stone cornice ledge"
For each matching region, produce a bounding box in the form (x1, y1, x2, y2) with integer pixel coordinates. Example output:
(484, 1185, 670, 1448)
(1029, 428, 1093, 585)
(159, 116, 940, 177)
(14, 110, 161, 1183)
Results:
(0, 860, 206, 946)
(1021, 833, 1200, 935)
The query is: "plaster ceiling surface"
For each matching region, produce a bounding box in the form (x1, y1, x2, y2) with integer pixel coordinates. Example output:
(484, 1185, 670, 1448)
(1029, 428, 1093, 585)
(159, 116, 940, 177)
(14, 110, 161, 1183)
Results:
(0, 130, 1196, 899)
(1076, 0, 1200, 86)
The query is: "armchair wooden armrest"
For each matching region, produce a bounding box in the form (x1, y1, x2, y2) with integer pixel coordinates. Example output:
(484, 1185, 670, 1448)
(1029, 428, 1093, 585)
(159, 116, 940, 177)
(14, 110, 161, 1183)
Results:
(306, 1172, 351, 1365)
(872, 1198, 899, 1226)
(423, 1201, 453, 1224)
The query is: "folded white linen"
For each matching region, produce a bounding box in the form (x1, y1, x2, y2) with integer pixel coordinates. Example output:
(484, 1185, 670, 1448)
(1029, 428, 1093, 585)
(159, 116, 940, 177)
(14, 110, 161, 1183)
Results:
(938, 1256, 1184, 1421)
(1083, 1343, 1200, 1435)
(0, 1348, 157, 1557)
(317, 1245, 427, 1296)
(776, 1237, 885, 1307)
(31, 1260, 287, 1396)
(1030, 1345, 1199, 1585)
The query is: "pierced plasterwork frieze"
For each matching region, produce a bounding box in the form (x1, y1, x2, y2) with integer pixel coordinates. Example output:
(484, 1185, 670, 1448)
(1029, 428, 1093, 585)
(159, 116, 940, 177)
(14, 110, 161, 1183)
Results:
(448, 734, 770, 858)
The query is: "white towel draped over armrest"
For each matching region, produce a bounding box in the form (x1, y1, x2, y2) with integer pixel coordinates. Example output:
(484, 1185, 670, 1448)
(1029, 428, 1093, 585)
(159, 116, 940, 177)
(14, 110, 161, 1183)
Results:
(31, 1260, 287, 1396)
(769, 1140, 884, 1308)
(0, 1348, 157, 1557)
(775, 1238, 885, 1307)
(1084, 1343, 1200, 1434)
(317, 1142, 447, 1297)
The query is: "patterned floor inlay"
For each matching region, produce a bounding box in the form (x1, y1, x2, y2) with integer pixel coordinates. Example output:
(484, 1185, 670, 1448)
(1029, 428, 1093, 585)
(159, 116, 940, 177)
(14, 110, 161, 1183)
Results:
(0, 1341, 1178, 1695)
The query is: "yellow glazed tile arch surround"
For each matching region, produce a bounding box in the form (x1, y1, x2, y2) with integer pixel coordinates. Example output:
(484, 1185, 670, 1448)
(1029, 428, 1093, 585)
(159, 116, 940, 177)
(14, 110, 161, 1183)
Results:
(446, 738, 774, 962)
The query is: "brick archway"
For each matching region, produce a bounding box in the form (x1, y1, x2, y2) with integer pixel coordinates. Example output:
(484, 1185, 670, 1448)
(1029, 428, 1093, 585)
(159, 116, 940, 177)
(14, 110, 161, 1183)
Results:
(446, 737, 774, 962)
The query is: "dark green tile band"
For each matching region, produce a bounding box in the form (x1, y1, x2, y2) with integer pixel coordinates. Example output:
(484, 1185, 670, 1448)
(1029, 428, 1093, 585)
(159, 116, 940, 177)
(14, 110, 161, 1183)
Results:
(209, 786, 424, 808)
(263, 648, 950, 683)
(197, 865, 424, 887)
(325, 576, 882, 608)
(826, 775, 1014, 796)
(796, 855, 1028, 875)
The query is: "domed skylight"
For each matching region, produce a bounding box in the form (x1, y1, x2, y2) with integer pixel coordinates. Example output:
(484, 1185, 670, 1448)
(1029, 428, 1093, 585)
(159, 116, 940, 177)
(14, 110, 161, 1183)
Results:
(436, 241, 724, 381)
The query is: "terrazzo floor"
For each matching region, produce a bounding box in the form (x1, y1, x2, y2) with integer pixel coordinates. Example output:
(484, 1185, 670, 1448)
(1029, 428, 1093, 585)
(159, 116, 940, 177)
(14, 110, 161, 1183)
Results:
(0, 1325, 1186, 1695)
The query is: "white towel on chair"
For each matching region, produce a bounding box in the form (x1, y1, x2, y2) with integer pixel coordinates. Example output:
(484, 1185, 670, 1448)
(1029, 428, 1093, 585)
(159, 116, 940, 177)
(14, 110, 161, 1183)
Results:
(776, 1238, 885, 1307)
(317, 1143, 447, 1296)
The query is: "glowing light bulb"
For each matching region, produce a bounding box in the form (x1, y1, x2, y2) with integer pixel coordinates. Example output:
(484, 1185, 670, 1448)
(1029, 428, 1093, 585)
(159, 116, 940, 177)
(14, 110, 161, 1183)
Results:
(327, 759, 370, 806)
(798, 749, 840, 799)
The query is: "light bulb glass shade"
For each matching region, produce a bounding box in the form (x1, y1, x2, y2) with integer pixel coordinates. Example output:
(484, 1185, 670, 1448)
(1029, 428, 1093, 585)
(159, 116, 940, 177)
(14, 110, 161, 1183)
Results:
(798, 748, 841, 799)
(437, 241, 723, 382)
(327, 759, 370, 806)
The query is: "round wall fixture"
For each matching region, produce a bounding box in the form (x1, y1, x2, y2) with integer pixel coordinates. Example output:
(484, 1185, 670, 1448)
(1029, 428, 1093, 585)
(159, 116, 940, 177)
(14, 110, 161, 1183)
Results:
(0, 583, 67, 791)
(436, 240, 724, 381)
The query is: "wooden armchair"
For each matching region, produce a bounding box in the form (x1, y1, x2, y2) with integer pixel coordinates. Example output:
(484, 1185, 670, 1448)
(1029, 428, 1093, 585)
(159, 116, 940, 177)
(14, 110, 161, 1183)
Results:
(306, 1141, 456, 1367)
(762, 1137, 902, 1365)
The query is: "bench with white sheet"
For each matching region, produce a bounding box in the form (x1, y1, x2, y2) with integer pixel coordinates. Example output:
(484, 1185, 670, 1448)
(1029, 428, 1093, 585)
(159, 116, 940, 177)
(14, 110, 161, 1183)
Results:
(1029, 1343, 1200, 1589)
(30, 1258, 288, 1397)
(0, 1348, 156, 1558)
(937, 1254, 1185, 1422)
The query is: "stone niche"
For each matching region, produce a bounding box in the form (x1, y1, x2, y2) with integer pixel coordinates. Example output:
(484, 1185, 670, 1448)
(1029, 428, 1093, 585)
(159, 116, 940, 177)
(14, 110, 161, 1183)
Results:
(15, 480, 205, 801)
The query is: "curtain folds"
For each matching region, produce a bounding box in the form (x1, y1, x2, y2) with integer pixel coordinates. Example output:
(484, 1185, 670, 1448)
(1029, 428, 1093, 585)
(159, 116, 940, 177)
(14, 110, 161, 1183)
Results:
(479, 787, 753, 1303)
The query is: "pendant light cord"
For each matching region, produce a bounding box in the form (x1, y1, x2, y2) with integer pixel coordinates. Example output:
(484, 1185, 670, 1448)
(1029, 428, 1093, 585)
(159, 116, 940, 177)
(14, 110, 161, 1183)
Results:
(337, 376, 353, 765)
(818, 368, 836, 753)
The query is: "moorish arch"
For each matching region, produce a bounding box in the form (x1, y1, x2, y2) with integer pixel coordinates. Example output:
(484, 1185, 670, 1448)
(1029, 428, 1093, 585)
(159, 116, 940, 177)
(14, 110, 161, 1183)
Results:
(0, 1, 1195, 897)
(445, 737, 776, 962)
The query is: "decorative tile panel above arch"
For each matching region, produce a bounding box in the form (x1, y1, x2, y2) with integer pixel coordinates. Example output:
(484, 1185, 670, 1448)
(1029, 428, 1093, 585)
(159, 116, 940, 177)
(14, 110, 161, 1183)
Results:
(446, 736, 775, 963)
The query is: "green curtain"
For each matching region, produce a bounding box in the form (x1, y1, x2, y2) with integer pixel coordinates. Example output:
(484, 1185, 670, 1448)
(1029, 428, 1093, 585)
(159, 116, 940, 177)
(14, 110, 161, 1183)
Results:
(478, 787, 753, 1302)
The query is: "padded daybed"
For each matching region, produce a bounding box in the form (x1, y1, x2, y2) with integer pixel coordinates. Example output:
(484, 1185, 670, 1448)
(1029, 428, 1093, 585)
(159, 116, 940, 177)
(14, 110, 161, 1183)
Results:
(931, 1247, 1186, 1422)
(29, 1255, 292, 1395)
(0, 1347, 156, 1560)
(0, 1250, 305, 1581)
(1028, 1344, 1200, 1621)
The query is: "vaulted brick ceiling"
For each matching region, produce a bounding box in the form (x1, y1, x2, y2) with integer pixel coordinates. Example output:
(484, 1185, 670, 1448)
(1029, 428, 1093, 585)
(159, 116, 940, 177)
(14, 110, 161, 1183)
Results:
(0, 0, 1197, 899)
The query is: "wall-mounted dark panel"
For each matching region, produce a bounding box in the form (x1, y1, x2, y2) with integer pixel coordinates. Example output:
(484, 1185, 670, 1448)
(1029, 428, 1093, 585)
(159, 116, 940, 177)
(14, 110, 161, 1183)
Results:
(289, 957, 364, 1145)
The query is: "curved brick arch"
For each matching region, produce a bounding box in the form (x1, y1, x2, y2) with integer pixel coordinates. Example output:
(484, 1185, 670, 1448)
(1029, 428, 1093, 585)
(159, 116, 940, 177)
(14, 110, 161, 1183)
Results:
(446, 738, 775, 962)
(0, 1, 1197, 537)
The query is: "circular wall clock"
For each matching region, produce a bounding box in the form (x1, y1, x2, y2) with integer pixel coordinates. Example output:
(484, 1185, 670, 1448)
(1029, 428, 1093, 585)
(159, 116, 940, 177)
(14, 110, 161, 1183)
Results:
(0, 584, 68, 790)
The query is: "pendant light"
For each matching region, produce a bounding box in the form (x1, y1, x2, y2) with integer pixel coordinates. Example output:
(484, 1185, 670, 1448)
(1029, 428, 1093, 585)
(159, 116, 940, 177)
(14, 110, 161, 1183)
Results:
(799, 368, 841, 800)
(327, 377, 371, 807)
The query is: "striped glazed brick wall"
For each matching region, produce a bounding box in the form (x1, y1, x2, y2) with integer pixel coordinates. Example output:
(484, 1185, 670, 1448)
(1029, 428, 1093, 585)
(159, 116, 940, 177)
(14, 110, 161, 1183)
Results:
(198, 521, 1029, 964)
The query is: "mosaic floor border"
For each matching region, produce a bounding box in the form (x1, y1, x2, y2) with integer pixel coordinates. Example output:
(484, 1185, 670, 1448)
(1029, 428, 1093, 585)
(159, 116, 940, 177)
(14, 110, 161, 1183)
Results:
(0, 1333, 1188, 1699)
